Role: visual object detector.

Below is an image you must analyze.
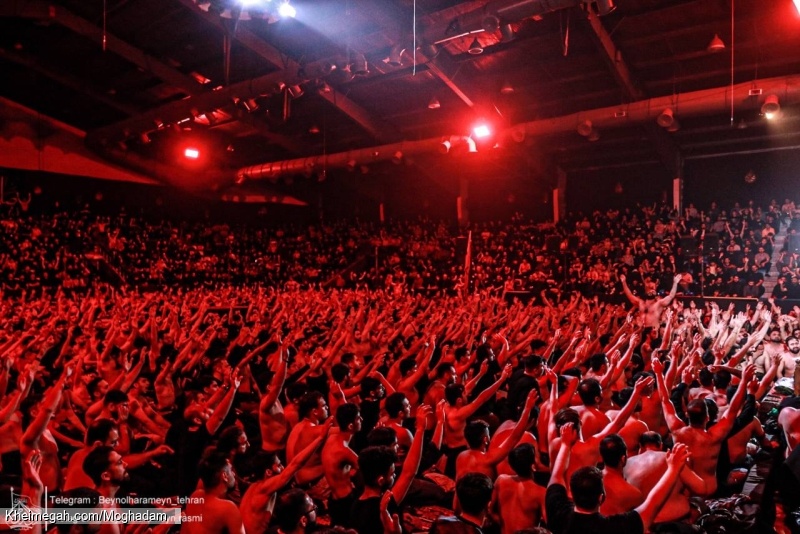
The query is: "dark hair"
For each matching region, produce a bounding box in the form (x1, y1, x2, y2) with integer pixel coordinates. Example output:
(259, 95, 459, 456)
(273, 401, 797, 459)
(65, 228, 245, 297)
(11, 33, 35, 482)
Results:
(216, 425, 246, 455)
(611, 387, 634, 410)
(55, 488, 102, 534)
(713, 370, 732, 390)
(455, 473, 494, 516)
(436, 363, 455, 378)
(103, 389, 128, 406)
(639, 431, 662, 449)
(86, 418, 119, 446)
(687, 399, 709, 426)
(331, 363, 351, 383)
(464, 420, 490, 449)
(384, 392, 407, 418)
(578, 378, 602, 407)
(83, 446, 115, 486)
(87, 377, 105, 398)
(285, 382, 307, 402)
(554, 408, 580, 431)
(198, 448, 230, 488)
(335, 403, 360, 431)
(588, 353, 608, 372)
(399, 358, 417, 376)
(599, 434, 627, 468)
(358, 446, 397, 487)
(570, 466, 604, 510)
(367, 427, 397, 447)
(360, 377, 381, 397)
(340, 353, 356, 365)
(298, 391, 325, 419)
(445, 384, 465, 406)
(273, 489, 311, 532)
(523, 355, 543, 370)
(508, 443, 535, 478)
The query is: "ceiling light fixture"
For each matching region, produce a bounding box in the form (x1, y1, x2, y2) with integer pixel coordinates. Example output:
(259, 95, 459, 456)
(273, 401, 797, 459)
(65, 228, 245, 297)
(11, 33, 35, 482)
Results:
(473, 124, 491, 138)
(428, 96, 441, 110)
(707, 34, 725, 53)
(657, 108, 675, 128)
(761, 94, 780, 116)
(468, 37, 484, 55)
(278, 0, 295, 18)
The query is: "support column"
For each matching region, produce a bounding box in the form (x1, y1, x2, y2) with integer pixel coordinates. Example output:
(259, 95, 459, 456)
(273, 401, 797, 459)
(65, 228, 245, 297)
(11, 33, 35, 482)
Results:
(673, 156, 685, 213)
(457, 175, 469, 226)
(555, 167, 567, 223)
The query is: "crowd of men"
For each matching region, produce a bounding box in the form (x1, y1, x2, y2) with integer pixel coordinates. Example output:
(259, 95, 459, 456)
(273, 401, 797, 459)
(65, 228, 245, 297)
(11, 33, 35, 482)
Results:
(2, 197, 800, 534)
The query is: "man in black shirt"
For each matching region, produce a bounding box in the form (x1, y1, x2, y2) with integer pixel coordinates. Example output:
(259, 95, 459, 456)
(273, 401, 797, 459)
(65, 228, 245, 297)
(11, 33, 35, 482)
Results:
(545, 422, 689, 534)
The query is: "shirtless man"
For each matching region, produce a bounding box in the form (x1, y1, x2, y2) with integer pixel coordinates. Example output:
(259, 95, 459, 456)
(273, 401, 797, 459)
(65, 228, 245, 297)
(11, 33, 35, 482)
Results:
(440, 363, 511, 478)
(83, 445, 130, 534)
(382, 393, 413, 452)
(654, 358, 754, 496)
(490, 443, 546, 534)
(605, 388, 649, 458)
(285, 392, 329, 488)
(625, 432, 708, 522)
(778, 336, 800, 379)
(182, 450, 245, 534)
(321, 403, 362, 527)
(548, 376, 653, 483)
(598, 434, 643, 516)
(241, 423, 330, 534)
(20, 363, 73, 492)
(779, 405, 800, 458)
(620, 274, 681, 328)
(455, 390, 537, 480)
(259, 354, 288, 454)
(573, 378, 611, 439)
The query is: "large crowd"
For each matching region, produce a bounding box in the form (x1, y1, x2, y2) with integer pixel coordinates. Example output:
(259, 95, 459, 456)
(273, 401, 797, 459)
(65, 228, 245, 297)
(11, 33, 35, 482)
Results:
(2, 195, 800, 534)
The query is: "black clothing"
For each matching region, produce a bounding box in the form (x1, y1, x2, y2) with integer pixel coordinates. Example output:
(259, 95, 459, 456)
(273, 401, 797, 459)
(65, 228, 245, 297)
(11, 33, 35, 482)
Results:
(545, 483, 644, 534)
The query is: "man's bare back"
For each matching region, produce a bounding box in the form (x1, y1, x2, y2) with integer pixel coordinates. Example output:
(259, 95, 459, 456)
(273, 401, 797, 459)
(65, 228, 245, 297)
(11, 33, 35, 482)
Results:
(492, 474, 545, 534)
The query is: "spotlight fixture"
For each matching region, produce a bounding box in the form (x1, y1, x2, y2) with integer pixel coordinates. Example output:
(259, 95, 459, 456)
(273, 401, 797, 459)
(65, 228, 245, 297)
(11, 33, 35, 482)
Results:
(440, 139, 452, 154)
(762, 94, 780, 116)
(500, 23, 515, 42)
(587, 129, 600, 142)
(139, 133, 151, 144)
(392, 151, 403, 164)
(481, 15, 500, 33)
(744, 170, 757, 184)
(795, 0, 800, 15)
(468, 37, 484, 55)
(577, 120, 593, 137)
(351, 53, 369, 76)
(346, 159, 357, 172)
(184, 148, 200, 159)
(657, 108, 675, 128)
(308, 124, 320, 134)
(386, 45, 406, 67)
(278, 0, 296, 18)
(473, 124, 491, 138)
(707, 34, 725, 53)
(666, 120, 680, 133)
(428, 96, 441, 110)
(287, 85, 304, 98)
(466, 138, 478, 153)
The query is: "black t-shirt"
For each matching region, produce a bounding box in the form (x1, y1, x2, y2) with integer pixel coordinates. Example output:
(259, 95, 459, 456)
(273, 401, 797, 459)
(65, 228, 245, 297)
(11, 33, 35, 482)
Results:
(351, 493, 398, 534)
(545, 484, 644, 534)
(164, 420, 212, 496)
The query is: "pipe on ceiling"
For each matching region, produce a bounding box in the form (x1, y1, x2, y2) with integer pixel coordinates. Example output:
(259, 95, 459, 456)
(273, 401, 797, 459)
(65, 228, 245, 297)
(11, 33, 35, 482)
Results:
(236, 74, 800, 181)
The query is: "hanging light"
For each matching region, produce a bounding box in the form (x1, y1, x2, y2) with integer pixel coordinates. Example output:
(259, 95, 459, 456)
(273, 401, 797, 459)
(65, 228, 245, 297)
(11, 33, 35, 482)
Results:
(500, 81, 515, 95)
(657, 108, 675, 128)
(387, 45, 405, 67)
(577, 120, 593, 137)
(707, 34, 725, 53)
(762, 94, 780, 118)
(278, 1, 296, 18)
(428, 96, 441, 110)
(587, 129, 600, 142)
(468, 37, 484, 55)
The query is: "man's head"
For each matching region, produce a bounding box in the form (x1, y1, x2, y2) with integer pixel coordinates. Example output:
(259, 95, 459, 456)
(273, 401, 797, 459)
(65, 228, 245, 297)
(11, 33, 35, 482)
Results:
(555, 408, 582, 435)
(788, 336, 800, 354)
(358, 446, 398, 490)
(83, 446, 128, 488)
(272, 489, 316, 534)
(85, 418, 120, 449)
(769, 329, 782, 343)
(508, 443, 535, 479)
(445, 383, 466, 407)
(570, 466, 605, 511)
(639, 431, 663, 451)
(464, 420, 491, 451)
(103, 390, 129, 421)
(578, 378, 603, 407)
(687, 399, 710, 427)
(455, 473, 493, 519)
(435, 363, 458, 385)
(198, 448, 236, 491)
(384, 392, 411, 420)
(599, 434, 627, 469)
(523, 355, 544, 376)
(335, 403, 362, 433)
(298, 391, 329, 423)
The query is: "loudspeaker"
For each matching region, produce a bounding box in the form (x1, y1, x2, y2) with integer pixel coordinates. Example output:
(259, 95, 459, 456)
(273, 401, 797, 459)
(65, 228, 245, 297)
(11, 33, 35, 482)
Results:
(703, 233, 720, 253)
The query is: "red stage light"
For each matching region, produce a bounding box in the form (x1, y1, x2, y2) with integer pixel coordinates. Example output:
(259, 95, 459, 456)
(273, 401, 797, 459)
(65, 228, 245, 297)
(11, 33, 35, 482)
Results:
(794, 0, 800, 15)
(473, 124, 491, 138)
(184, 148, 200, 159)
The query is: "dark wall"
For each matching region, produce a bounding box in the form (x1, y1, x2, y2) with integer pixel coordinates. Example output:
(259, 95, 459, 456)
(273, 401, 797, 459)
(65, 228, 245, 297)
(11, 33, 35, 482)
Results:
(565, 162, 673, 215)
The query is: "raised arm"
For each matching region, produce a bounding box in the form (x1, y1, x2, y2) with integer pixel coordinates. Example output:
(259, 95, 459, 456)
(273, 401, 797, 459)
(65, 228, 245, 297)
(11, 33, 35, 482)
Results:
(456, 364, 512, 420)
(620, 274, 642, 307)
(391, 405, 432, 505)
(652, 357, 686, 433)
(596, 376, 653, 440)
(486, 390, 538, 464)
(656, 275, 682, 308)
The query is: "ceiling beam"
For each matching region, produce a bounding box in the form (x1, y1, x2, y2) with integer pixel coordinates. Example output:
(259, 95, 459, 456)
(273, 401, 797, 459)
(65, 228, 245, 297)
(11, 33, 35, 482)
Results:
(0, 48, 140, 116)
(584, 10, 682, 178)
(316, 89, 395, 142)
